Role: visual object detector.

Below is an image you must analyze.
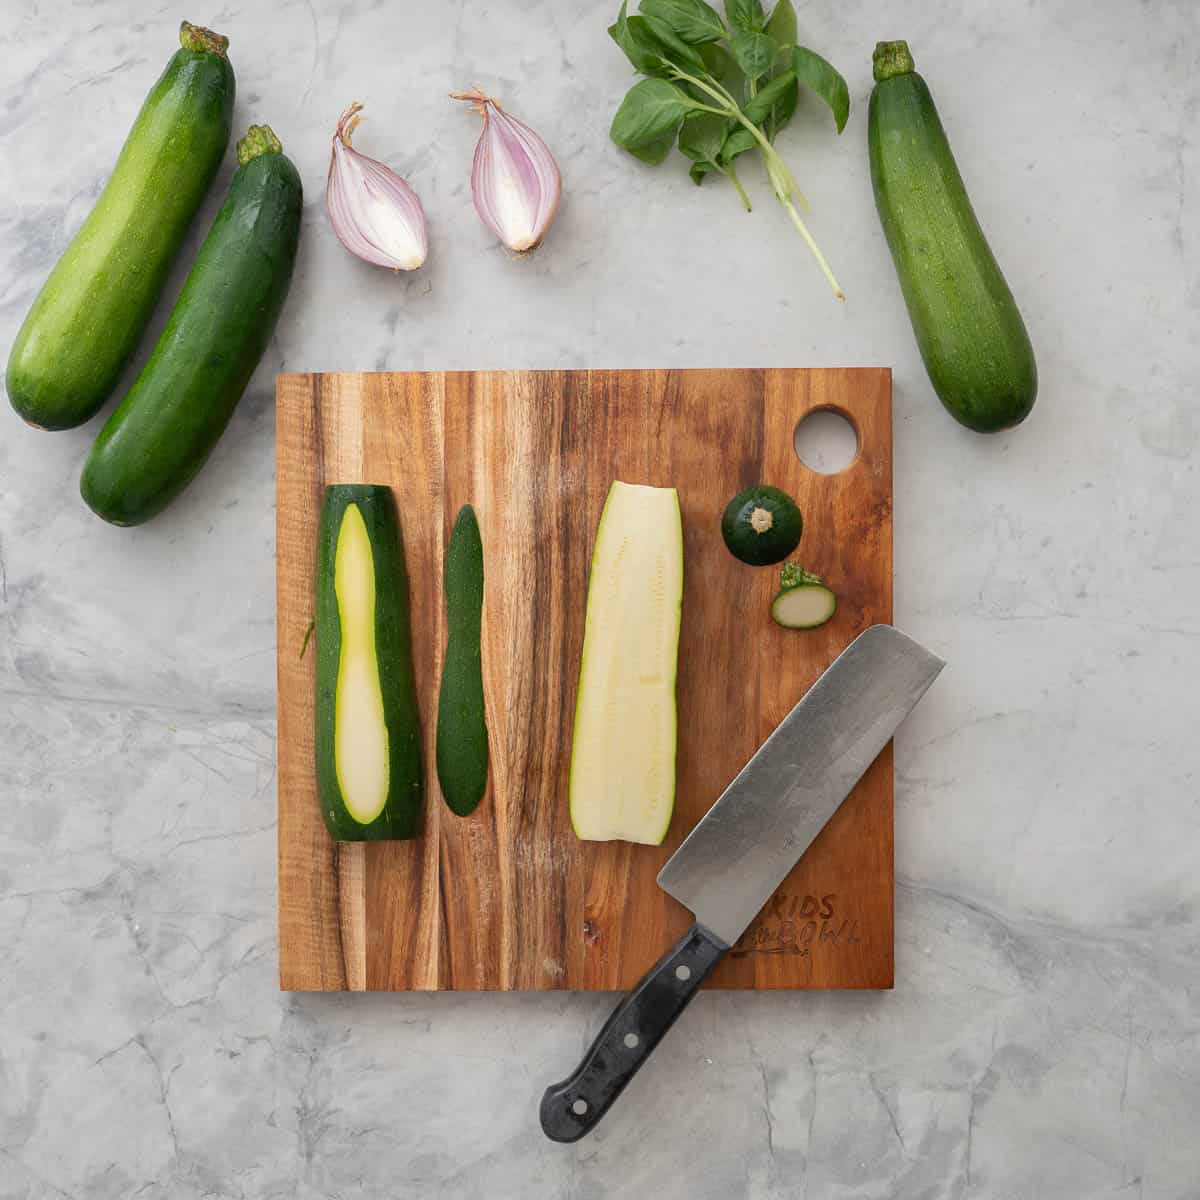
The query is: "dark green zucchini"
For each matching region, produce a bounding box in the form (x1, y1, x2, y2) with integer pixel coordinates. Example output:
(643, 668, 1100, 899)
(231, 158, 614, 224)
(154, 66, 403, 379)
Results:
(6, 22, 235, 430)
(436, 505, 489, 816)
(868, 40, 1037, 433)
(314, 485, 423, 842)
(721, 484, 803, 566)
(80, 125, 302, 525)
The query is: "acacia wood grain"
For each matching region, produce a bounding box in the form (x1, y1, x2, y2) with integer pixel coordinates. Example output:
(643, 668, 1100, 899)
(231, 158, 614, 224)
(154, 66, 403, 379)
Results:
(276, 368, 892, 991)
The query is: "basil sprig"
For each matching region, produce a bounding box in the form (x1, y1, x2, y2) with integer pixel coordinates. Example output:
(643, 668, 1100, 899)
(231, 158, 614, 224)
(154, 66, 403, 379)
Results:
(607, 0, 850, 298)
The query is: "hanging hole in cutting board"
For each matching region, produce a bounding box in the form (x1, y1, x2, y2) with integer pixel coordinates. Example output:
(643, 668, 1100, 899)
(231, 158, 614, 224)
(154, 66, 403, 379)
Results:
(794, 408, 859, 474)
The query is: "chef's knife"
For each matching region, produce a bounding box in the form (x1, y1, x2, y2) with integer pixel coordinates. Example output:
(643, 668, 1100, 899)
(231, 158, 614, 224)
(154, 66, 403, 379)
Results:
(539, 624, 944, 1143)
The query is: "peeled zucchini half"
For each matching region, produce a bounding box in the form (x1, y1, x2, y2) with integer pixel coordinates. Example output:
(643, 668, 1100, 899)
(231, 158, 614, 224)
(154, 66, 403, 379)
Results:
(569, 481, 683, 845)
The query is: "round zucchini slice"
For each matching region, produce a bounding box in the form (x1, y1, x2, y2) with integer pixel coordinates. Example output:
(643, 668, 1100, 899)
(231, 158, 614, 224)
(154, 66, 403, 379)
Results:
(771, 584, 837, 629)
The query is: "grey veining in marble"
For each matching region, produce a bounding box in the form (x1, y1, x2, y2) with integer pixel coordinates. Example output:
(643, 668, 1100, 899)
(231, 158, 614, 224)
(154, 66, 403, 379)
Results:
(2, 0, 1199, 1196)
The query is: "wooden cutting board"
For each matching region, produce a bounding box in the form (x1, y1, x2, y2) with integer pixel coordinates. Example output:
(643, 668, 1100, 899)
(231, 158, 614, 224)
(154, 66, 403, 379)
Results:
(276, 368, 892, 991)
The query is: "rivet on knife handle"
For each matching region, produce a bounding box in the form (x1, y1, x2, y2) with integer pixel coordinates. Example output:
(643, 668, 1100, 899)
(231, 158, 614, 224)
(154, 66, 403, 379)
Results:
(539, 924, 727, 1143)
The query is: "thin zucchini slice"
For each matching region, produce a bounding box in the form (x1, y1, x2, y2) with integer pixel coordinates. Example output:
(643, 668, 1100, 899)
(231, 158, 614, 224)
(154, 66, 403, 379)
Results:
(770, 564, 836, 629)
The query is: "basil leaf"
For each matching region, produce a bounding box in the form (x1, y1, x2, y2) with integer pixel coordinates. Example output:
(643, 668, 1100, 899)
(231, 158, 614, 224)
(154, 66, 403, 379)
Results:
(639, 0, 727, 44)
(742, 68, 796, 124)
(719, 125, 756, 164)
(625, 127, 684, 165)
(765, 74, 799, 140)
(678, 110, 731, 162)
(763, 0, 796, 47)
(759, 32, 798, 139)
(716, 71, 793, 161)
(608, 3, 671, 76)
(724, 0, 763, 32)
(610, 78, 698, 162)
(730, 30, 776, 81)
(791, 46, 850, 133)
(699, 42, 744, 93)
(639, 12, 709, 71)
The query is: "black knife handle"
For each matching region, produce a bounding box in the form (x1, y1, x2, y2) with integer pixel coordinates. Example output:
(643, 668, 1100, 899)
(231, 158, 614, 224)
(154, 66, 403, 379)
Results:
(539, 923, 727, 1142)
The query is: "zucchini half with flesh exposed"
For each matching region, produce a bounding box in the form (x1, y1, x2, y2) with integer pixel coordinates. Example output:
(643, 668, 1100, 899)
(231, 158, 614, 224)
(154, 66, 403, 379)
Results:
(569, 481, 683, 845)
(315, 485, 423, 841)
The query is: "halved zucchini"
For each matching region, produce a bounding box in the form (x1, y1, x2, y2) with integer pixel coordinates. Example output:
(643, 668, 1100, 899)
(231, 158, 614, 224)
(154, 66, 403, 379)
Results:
(315, 485, 423, 840)
(569, 481, 683, 845)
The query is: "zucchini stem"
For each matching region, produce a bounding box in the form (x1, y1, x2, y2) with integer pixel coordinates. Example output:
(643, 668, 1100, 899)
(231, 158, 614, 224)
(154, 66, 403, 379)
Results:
(179, 20, 229, 57)
(237, 124, 283, 164)
(872, 40, 914, 82)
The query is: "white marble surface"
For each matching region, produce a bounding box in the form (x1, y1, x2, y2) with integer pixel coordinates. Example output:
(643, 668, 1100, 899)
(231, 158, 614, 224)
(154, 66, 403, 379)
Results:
(2, 0, 1198, 1195)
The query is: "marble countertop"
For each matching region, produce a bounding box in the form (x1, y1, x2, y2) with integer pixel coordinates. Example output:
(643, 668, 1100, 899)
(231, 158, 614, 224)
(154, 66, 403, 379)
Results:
(2, 1, 1198, 1196)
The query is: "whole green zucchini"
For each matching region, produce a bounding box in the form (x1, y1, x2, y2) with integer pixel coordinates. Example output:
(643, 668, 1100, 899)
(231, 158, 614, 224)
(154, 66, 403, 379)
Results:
(315, 486, 424, 842)
(6, 22, 235, 430)
(80, 126, 302, 525)
(868, 40, 1037, 432)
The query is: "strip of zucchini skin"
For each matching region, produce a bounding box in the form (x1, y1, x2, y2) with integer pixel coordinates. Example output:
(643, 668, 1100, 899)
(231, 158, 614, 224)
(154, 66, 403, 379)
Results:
(436, 504, 489, 817)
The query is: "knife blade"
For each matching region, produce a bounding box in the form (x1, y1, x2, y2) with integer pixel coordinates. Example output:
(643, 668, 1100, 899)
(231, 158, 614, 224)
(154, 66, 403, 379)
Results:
(540, 625, 944, 1143)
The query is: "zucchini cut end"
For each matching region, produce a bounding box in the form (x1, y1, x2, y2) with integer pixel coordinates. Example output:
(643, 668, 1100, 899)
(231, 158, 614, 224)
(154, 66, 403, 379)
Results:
(570, 790, 675, 846)
(771, 584, 837, 629)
